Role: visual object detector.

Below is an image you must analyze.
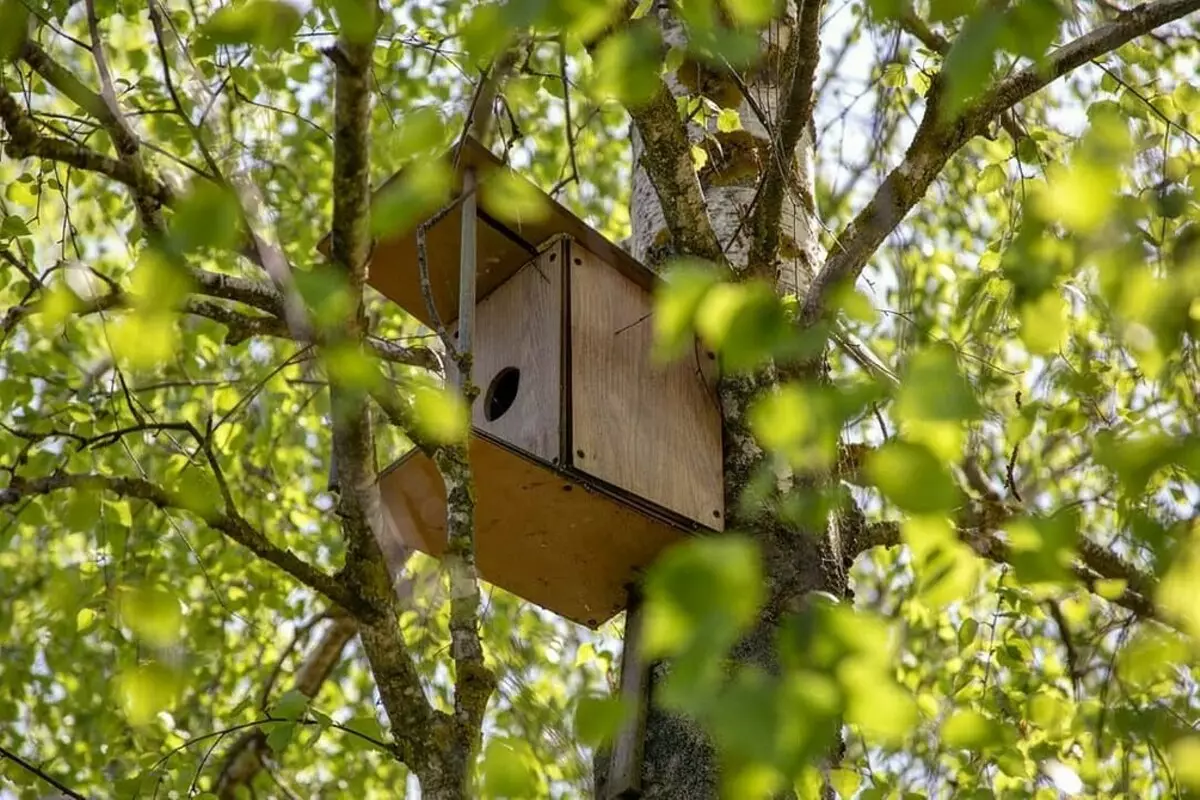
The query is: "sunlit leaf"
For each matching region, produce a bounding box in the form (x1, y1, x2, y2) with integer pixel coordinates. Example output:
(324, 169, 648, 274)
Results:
(643, 536, 763, 660)
(866, 441, 960, 514)
(117, 662, 182, 726)
(201, 0, 301, 49)
(117, 585, 183, 647)
(481, 738, 541, 798)
(574, 695, 627, 747)
(371, 160, 453, 238)
(654, 260, 722, 359)
(409, 380, 469, 444)
(590, 23, 663, 107)
(481, 169, 551, 225)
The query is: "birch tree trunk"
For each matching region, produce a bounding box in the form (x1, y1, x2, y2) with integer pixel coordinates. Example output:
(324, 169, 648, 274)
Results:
(615, 3, 845, 796)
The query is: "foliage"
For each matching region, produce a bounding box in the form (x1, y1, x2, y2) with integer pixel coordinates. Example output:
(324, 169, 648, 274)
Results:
(0, 0, 1197, 798)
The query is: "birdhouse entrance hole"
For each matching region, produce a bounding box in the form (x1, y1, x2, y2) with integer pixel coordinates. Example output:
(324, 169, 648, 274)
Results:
(484, 367, 520, 421)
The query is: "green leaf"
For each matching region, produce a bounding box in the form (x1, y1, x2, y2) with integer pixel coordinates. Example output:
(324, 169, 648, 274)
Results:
(271, 689, 309, 721)
(721, 0, 780, 27)
(117, 662, 182, 726)
(0, 214, 31, 238)
(1170, 737, 1200, 789)
(866, 441, 960, 514)
(694, 280, 791, 371)
(574, 695, 627, 747)
(480, 168, 551, 226)
(1019, 291, 1067, 354)
(409, 380, 469, 445)
(0, 0, 29, 59)
(481, 738, 541, 798)
(716, 108, 742, 133)
(117, 585, 183, 647)
(896, 345, 982, 425)
(344, 714, 386, 743)
(76, 607, 98, 632)
(170, 180, 242, 252)
(643, 536, 763, 661)
(590, 23, 663, 107)
(1003, 512, 1079, 585)
(265, 721, 297, 753)
(941, 10, 1003, 116)
(370, 160, 452, 238)
(942, 709, 1004, 751)
(653, 260, 722, 359)
(977, 164, 1007, 194)
(201, 0, 302, 49)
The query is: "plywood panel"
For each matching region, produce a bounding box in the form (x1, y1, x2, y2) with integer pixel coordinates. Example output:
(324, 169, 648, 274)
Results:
(379, 433, 685, 627)
(468, 247, 562, 463)
(320, 138, 661, 330)
(568, 243, 725, 530)
(369, 207, 535, 327)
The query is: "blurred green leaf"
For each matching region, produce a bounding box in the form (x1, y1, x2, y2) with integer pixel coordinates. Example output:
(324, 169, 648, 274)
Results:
(117, 585, 183, 647)
(643, 535, 763, 660)
(654, 260, 723, 359)
(481, 168, 551, 225)
(265, 721, 298, 753)
(942, 709, 1004, 751)
(866, 441, 960, 514)
(371, 160, 453, 238)
(170, 180, 242, 253)
(574, 695, 626, 747)
(271, 689, 309, 721)
(409, 380, 470, 444)
(590, 23, 663, 107)
(201, 0, 302, 49)
(481, 738, 541, 798)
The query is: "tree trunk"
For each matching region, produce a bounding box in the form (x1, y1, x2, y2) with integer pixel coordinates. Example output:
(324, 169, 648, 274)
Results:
(610, 4, 845, 798)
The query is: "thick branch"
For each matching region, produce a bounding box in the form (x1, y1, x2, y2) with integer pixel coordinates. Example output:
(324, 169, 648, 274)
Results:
(0, 84, 175, 208)
(0, 473, 365, 614)
(746, 0, 825, 276)
(324, 10, 445, 782)
(804, 0, 1200, 324)
(852, 517, 1161, 621)
(627, 79, 726, 263)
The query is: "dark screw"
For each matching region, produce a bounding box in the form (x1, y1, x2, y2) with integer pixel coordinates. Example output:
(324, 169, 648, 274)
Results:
(576, 449, 585, 459)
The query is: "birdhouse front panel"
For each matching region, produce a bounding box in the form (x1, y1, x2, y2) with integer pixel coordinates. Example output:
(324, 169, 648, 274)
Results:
(465, 247, 563, 465)
(564, 241, 725, 530)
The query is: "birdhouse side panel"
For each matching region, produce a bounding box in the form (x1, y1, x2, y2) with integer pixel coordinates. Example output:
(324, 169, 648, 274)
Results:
(463, 247, 563, 465)
(566, 243, 726, 530)
(377, 434, 685, 627)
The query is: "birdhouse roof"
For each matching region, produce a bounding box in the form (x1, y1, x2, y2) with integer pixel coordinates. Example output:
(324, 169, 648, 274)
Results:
(331, 137, 658, 329)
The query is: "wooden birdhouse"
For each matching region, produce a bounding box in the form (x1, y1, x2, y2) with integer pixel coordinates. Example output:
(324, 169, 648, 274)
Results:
(362, 139, 724, 629)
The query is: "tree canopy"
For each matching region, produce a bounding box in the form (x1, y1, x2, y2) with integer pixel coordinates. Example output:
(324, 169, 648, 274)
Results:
(1, 0, 1198, 798)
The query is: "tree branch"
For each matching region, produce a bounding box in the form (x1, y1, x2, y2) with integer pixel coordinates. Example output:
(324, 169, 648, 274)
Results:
(0, 744, 86, 800)
(0, 83, 175, 209)
(746, 0, 825, 277)
(0, 472, 367, 615)
(323, 9, 447, 783)
(627, 77, 726, 263)
(803, 0, 1200, 325)
(215, 614, 358, 798)
(851, 516, 1161, 622)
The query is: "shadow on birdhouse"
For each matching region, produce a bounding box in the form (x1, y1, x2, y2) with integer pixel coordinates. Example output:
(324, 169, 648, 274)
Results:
(346, 138, 724, 629)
